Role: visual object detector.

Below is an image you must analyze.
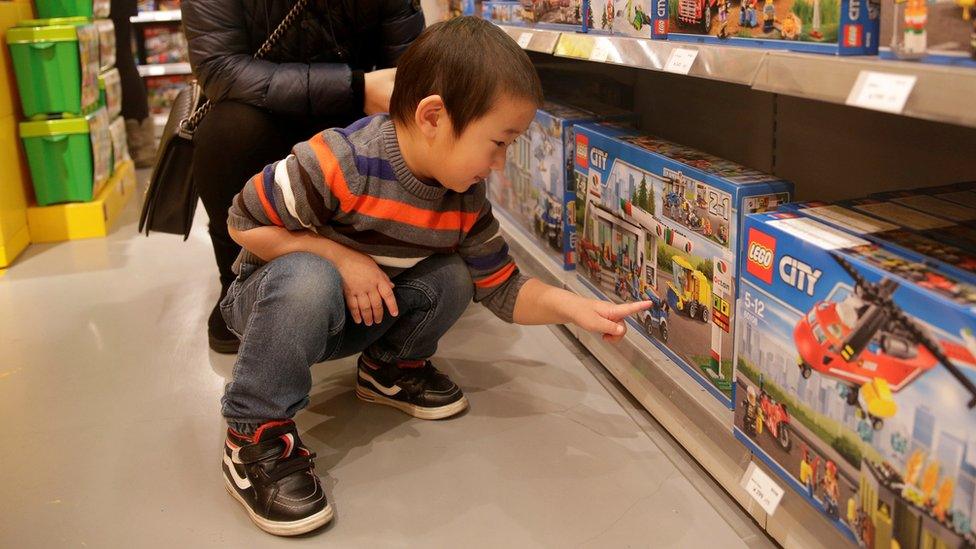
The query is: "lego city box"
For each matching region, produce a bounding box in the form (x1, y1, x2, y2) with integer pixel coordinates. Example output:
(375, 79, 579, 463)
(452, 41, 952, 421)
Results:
(839, 197, 976, 254)
(734, 211, 976, 547)
(780, 200, 976, 285)
(666, 0, 881, 54)
(488, 101, 634, 270)
(521, 0, 586, 30)
(583, 0, 669, 39)
(880, 0, 975, 67)
(574, 122, 792, 407)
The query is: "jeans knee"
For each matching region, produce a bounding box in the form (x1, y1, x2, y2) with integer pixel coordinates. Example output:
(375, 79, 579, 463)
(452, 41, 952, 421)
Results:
(261, 252, 345, 326)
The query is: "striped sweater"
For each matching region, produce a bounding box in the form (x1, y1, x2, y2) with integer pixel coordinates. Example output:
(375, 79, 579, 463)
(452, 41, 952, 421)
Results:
(227, 114, 528, 322)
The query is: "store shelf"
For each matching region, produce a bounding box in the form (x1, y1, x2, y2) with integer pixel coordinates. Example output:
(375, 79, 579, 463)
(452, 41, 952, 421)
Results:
(496, 24, 562, 54)
(138, 62, 191, 77)
(493, 207, 574, 288)
(753, 51, 976, 128)
(499, 220, 853, 548)
(130, 10, 181, 23)
(498, 23, 976, 129)
(552, 31, 767, 87)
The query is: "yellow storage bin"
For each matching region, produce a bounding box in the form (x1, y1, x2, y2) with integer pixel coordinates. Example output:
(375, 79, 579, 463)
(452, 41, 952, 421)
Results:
(0, 114, 31, 267)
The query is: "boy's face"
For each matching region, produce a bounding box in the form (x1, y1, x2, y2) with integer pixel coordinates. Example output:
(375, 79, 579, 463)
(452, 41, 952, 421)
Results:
(431, 94, 537, 193)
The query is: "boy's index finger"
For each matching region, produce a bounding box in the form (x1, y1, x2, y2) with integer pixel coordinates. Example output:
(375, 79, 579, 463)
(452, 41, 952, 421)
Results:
(606, 300, 653, 321)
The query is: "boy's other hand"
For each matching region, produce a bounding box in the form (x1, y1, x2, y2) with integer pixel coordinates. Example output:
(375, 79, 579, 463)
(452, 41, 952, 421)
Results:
(334, 248, 399, 326)
(364, 68, 397, 115)
(571, 299, 653, 343)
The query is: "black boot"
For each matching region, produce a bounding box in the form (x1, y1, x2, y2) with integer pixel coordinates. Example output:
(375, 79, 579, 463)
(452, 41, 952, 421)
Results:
(209, 290, 240, 354)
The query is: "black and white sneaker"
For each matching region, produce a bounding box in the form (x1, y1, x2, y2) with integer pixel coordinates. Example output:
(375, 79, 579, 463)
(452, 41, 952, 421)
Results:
(222, 420, 333, 536)
(356, 356, 469, 420)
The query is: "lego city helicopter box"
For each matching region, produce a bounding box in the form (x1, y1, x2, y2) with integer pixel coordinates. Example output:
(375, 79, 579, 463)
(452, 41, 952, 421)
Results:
(779, 201, 976, 284)
(488, 102, 634, 270)
(583, 0, 670, 39)
(735, 211, 976, 547)
(879, 0, 976, 67)
(574, 122, 792, 407)
(666, 0, 880, 54)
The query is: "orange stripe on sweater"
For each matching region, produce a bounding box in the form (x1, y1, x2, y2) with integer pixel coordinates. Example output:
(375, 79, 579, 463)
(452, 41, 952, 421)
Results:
(474, 262, 516, 289)
(308, 133, 480, 232)
(253, 170, 284, 226)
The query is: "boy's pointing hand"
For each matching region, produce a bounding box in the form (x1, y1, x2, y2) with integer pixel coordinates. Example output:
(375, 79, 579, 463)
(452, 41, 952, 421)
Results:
(572, 299, 654, 343)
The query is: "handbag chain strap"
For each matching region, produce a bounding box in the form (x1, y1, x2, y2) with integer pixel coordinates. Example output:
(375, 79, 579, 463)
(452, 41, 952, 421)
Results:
(180, 0, 311, 135)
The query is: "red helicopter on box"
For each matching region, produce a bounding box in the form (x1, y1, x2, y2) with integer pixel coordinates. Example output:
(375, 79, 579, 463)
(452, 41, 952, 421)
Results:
(794, 253, 976, 431)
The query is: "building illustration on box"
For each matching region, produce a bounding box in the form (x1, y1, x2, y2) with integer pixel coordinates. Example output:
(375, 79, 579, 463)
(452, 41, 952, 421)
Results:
(573, 123, 791, 405)
(584, 0, 668, 38)
(734, 212, 976, 547)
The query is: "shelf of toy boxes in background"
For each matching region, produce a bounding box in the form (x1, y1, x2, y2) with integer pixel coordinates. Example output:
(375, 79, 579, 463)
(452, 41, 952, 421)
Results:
(498, 24, 976, 129)
(137, 62, 191, 77)
(497, 218, 853, 549)
(129, 10, 181, 23)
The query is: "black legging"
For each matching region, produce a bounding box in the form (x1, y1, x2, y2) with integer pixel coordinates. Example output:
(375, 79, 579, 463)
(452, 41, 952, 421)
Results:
(193, 101, 353, 289)
(110, 0, 149, 121)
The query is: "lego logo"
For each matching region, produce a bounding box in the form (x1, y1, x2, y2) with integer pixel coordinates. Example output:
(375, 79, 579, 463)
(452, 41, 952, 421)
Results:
(746, 228, 776, 285)
(748, 242, 773, 268)
(576, 135, 589, 168)
(844, 24, 863, 47)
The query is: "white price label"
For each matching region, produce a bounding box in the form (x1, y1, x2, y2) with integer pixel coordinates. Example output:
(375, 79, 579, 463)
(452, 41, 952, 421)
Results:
(846, 70, 917, 115)
(741, 462, 785, 515)
(589, 39, 611, 63)
(517, 32, 532, 49)
(145, 66, 165, 76)
(663, 48, 699, 75)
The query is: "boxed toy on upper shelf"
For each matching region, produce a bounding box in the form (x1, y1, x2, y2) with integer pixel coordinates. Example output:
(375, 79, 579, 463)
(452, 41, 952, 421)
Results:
(522, 0, 586, 29)
(488, 100, 634, 270)
(666, 0, 881, 54)
(141, 24, 188, 64)
(483, 1, 525, 23)
(734, 210, 976, 548)
(880, 0, 976, 67)
(840, 197, 976, 253)
(574, 122, 792, 407)
(583, 0, 669, 39)
(780, 200, 976, 284)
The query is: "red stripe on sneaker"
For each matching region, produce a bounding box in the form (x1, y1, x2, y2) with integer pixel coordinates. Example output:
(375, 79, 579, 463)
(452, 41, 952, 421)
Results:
(252, 420, 294, 442)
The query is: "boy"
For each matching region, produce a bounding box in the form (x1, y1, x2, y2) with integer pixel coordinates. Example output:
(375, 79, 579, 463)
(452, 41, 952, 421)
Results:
(219, 17, 651, 536)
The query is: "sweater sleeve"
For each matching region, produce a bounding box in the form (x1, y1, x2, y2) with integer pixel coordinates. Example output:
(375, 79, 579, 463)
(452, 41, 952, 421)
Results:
(227, 131, 346, 233)
(457, 191, 529, 323)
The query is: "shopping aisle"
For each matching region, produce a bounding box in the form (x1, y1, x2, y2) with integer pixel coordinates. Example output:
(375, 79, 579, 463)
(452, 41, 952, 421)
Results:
(0, 173, 771, 547)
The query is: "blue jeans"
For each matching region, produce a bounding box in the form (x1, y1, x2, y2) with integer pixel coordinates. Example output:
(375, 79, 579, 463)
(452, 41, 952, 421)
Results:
(219, 252, 474, 423)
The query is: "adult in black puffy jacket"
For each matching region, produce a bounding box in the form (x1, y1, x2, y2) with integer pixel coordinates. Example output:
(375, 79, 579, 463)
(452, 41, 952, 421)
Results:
(182, 0, 425, 353)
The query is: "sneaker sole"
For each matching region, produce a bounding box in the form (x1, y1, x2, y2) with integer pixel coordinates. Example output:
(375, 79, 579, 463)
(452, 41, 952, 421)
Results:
(223, 476, 334, 536)
(209, 335, 240, 354)
(355, 385, 469, 420)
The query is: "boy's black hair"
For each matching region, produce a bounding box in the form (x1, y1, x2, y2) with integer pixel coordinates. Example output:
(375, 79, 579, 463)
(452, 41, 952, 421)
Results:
(389, 16, 544, 136)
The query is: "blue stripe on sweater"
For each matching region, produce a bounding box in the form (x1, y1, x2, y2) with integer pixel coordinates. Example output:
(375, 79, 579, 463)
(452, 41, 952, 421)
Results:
(336, 115, 377, 137)
(262, 164, 277, 212)
(355, 155, 397, 180)
(463, 243, 510, 270)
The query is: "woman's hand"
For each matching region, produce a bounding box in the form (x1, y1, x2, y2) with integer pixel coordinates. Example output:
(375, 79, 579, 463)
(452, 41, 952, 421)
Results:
(334, 247, 398, 326)
(364, 68, 397, 115)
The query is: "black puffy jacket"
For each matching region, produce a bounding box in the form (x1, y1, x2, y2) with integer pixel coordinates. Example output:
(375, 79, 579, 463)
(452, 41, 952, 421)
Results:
(182, 0, 425, 117)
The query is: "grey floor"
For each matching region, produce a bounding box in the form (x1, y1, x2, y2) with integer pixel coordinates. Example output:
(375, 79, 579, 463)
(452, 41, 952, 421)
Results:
(0, 172, 773, 548)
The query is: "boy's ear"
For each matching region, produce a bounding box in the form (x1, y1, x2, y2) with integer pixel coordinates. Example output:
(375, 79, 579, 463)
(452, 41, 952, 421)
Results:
(415, 95, 447, 139)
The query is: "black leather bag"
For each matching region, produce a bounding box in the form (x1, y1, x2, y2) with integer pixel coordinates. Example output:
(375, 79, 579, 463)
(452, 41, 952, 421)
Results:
(138, 0, 310, 239)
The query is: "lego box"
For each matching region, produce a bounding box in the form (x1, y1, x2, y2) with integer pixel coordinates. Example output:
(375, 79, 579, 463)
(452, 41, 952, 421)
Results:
(780, 201, 976, 285)
(522, 0, 586, 30)
(734, 211, 976, 547)
(880, 0, 976, 67)
(840, 197, 976, 254)
(488, 101, 633, 270)
(666, 0, 881, 54)
(574, 123, 792, 406)
(584, 0, 669, 39)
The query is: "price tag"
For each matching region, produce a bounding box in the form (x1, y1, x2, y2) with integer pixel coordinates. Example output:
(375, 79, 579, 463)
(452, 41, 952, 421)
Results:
(663, 48, 699, 75)
(146, 66, 165, 76)
(846, 70, 917, 115)
(517, 32, 532, 49)
(741, 462, 785, 515)
(589, 39, 611, 63)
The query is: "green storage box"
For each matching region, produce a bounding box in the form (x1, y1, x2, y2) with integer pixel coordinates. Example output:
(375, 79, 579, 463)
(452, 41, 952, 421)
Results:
(6, 18, 100, 118)
(34, 0, 110, 20)
(20, 108, 113, 206)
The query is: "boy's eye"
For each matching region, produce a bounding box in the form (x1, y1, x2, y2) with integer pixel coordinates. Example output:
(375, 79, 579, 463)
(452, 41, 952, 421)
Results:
(492, 140, 505, 148)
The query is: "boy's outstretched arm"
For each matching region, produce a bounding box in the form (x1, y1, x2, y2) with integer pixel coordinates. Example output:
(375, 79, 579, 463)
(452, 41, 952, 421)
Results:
(512, 278, 652, 343)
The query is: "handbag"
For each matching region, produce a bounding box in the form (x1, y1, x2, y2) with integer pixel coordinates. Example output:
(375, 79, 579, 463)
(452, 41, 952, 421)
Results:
(139, 0, 310, 239)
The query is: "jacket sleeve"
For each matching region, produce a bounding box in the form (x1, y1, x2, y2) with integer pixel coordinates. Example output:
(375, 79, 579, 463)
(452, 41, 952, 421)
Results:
(377, 0, 426, 68)
(183, 0, 363, 117)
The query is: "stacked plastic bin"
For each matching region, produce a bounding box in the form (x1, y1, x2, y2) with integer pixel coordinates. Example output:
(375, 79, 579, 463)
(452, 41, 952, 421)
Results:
(5, 0, 134, 243)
